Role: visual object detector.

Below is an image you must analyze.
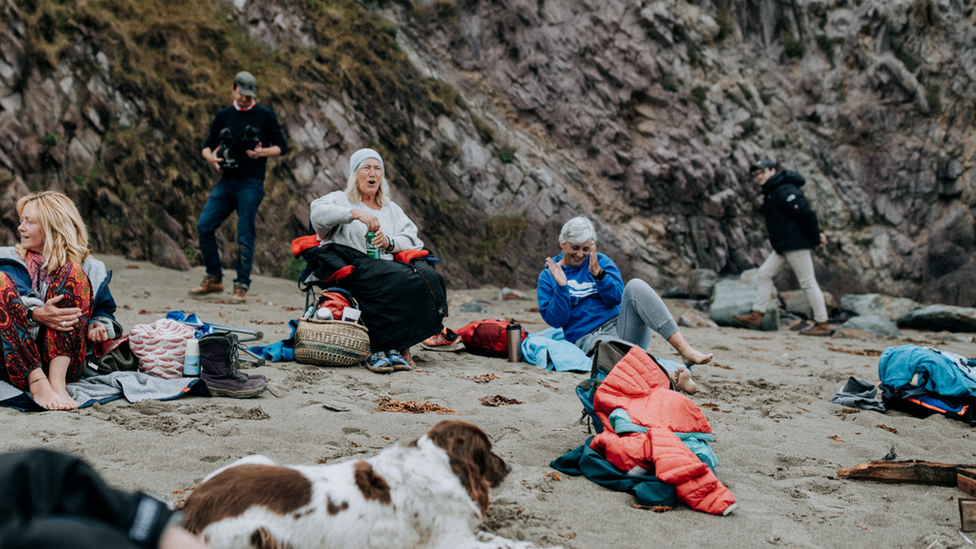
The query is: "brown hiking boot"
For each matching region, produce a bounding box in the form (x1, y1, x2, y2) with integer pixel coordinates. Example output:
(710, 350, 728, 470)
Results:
(732, 310, 764, 329)
(799, 321, 831, 336)
(228, 284, 247, 304)
(189, 274, 223, 297)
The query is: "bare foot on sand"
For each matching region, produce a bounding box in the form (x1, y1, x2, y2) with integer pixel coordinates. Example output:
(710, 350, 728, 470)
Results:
(31, 380, 79, 410)
(681, 348, 714, 367)
(667, 332, 714, 367)
(43, 357, 79, 410)
(54, 387, 80, 410)
(669, 365, 698, 394)
(401, 348, 416, 367)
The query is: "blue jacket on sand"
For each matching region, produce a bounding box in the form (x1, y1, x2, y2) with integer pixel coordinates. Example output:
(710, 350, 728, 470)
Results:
(878, 344, 976, 397)
(537, 253, 624, 343)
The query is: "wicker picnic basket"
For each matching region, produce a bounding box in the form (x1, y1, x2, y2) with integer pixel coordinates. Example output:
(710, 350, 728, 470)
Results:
(294, 319, 369, 367)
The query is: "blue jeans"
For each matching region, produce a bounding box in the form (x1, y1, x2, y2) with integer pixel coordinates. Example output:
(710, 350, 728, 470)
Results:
(196, 178, 265, 289)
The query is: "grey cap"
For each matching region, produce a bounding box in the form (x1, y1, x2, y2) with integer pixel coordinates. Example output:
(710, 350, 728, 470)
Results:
(750, 158, 777, 172)
(233, 71, 258, 97)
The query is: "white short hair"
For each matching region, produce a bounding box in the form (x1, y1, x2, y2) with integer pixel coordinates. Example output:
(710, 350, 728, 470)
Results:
(559, 216, 597, 244)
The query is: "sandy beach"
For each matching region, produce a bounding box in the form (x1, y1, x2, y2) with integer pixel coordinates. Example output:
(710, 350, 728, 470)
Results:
(2, 255, 973, 549)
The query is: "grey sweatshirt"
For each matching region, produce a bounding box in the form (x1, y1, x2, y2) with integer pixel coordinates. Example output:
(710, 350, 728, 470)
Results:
(309, 191, 423, 260)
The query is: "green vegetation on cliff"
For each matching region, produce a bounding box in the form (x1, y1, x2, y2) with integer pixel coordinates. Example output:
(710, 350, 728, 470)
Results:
(15, 0, 469, 277)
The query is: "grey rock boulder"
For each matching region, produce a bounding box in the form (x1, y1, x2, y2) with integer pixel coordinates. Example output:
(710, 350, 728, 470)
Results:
(840, 294, 921, 321)
(897, 305, 976, 333)
(150, 228, 190, 271)
(840, 315, 902, 338)
(780, 290, 837, 320)
(710, 270, 778, 331)
(687, 269, 718, 299)
(662, 286, 690, 299)
(678, 307, 719, 329)
(459, 301, 488, 314)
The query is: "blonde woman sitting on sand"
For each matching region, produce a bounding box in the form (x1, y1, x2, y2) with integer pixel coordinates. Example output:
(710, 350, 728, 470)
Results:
(0, 192, 121, 410)
(537, 216, 713, 393)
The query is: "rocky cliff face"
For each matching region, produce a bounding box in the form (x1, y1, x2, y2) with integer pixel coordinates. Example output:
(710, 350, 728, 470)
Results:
(1, 0, 974, 305)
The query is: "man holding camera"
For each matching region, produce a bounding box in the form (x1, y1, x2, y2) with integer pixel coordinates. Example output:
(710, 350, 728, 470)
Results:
(190, 71, 288, 304)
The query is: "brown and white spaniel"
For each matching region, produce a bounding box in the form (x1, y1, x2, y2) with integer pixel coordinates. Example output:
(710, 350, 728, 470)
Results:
(180, 420, 562, 549)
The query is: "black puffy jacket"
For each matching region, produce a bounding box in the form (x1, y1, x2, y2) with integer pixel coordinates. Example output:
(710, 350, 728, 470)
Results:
(760, 170, 821, 253)
(0, 449, 176, 548)
(300, 243, 447, 351)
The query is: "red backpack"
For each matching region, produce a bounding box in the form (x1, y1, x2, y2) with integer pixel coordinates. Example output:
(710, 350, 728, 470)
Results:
(455, 319, 527, 357)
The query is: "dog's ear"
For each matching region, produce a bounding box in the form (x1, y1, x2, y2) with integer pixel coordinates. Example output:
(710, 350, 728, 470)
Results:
(425, 421, 510, 515)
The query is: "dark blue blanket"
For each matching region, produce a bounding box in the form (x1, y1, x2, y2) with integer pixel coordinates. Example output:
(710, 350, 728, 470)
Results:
(550, 437, 676, 507)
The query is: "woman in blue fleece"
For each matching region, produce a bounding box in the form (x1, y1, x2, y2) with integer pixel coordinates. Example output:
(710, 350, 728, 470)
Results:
(538, 217, 713, 392)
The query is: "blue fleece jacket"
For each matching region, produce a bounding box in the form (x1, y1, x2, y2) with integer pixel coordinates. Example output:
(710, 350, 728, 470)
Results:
(537, 253, 624, 343)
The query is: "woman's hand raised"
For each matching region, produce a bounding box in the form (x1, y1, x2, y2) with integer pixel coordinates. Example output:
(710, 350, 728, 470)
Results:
(545, 257, 568, 286)
(588, 242, 601, 276)
(350, 209, 380, 232)
(32, 295, 82, 332)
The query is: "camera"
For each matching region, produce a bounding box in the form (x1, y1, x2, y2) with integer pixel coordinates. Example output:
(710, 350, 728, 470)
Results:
(217, 125, 261, 171)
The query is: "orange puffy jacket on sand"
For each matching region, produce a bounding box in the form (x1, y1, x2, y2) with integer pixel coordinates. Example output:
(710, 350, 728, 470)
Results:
(590, 346, 736, 515)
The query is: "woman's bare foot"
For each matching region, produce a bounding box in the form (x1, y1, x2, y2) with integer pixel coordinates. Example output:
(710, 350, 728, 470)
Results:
(29, 376, 78, 410)
(669, 366, 698, 394)
(667, 332, 714, 366)
(401, 348, 416, 367)
(45, 357, 80, 410)
(53, 387, 80, 410)
(32, 384, 65, 410)
(681, 348, 714, 367)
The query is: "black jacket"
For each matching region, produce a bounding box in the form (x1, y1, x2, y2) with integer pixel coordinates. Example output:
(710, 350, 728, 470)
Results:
(760, 170, 821, 253)
(202, 104, 288, 181)
(300, 243, 447, 351)
(0, 449, 175, 548)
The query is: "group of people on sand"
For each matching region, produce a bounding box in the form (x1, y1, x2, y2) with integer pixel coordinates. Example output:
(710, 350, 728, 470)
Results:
(1, 71, 830, 411)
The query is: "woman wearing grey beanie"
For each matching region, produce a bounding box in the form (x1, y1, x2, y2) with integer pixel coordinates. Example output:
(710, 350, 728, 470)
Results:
(309, 148, 436, 372)
(310, 148, 424, 260)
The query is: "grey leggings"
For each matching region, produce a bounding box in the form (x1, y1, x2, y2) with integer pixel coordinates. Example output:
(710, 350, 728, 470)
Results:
(575, 279, 680, 353)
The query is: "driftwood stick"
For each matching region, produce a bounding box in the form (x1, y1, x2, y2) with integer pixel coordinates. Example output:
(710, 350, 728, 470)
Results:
(961, 499, 976, 532)
(959, 469, 976, 497)
(836, 460, 973, 485)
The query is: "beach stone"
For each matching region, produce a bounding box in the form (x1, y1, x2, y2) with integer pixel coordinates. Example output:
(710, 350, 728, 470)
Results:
(449, 293, 474, 307)
(498, 288, 526, 301)
(839, 314, 902, 338)
(780, 290, 837, 319)
(840, 293, 921, 320)
(687, 268, 718, 298)
(833, 328, 878, 340)
(677, 307, 719, 328)
(897, 305, 976, 333)
(149, 228, 190, 271)
(709, 270, 779, 330)
(662, 286, 690, 298)
(460, 301, 488, 313)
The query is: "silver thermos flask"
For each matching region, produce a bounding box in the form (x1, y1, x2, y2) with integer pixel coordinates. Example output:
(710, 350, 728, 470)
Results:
(506, 320, 522, 362)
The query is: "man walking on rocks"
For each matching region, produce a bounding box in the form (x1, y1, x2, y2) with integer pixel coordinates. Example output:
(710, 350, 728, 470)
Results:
(189, 71, 287, 304)
(733, 159, 831, 336)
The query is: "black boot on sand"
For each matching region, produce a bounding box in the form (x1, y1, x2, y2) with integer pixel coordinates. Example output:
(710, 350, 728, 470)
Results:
(199, 333, 266, 398)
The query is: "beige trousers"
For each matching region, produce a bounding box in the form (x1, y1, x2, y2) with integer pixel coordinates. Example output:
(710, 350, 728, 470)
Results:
(753, 249, 828, 323)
